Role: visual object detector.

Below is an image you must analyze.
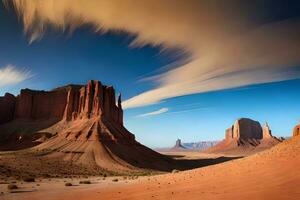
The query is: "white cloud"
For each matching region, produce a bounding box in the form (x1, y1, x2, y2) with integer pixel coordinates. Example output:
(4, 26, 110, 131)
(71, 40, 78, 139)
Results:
(0, 65, 33, 87)
(7, 0, 300, 108)
(137, 108, 169, 118)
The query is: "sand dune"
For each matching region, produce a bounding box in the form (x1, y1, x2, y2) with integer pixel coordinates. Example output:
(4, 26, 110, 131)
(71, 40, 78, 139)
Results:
(2, 135, 299, 200)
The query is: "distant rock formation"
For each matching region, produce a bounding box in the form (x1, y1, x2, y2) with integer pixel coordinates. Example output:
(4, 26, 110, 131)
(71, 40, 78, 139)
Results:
(293, 123, 300, 137)
(263, 122, 273, 138)
(182, 141, 220, 151)
(0, 80, 174, 172)
(174, 139, 185, 149)
(206, 118, 282, 155)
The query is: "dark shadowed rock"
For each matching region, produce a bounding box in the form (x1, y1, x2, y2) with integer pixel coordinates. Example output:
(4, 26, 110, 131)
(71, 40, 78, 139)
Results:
(0, 93, 16, 124)
(226, 118, 263, 140)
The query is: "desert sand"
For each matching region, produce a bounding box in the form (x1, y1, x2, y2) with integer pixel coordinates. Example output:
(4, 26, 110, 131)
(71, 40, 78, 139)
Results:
(1, 136, 300, 200)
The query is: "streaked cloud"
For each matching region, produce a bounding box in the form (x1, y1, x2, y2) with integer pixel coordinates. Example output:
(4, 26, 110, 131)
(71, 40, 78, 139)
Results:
(137, 108, 169, 118)
(0, 65, 33, 87)
(6, 0, 300, 108)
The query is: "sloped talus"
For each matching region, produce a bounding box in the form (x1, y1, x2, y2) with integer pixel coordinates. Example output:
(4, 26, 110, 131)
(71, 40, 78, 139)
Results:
(0, 80, 172, 172)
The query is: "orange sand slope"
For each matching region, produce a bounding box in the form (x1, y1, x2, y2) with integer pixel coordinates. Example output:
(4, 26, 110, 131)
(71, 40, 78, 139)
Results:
(4, 136, 300, 200)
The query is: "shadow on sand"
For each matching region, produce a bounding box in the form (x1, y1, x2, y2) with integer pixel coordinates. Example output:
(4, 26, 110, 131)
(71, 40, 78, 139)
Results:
(169, 155, 243, 171)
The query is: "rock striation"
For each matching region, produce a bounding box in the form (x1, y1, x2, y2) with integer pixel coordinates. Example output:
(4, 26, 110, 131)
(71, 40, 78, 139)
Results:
(225, 118, 263, 141)
(0, 80, 123, 126)
(206, 118, 282, 155)
(0, 80, 173, 172)
(0, 93, 16, 124)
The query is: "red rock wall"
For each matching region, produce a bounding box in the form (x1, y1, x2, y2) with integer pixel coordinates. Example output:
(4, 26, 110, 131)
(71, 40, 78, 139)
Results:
(0, 93, 16, 124)
(225, 118, 263, 141)
(14, 89, 69, 120)
(0, 80, 124, 126)
(225, 126, 234, 140)
(63, 80, 123, 125)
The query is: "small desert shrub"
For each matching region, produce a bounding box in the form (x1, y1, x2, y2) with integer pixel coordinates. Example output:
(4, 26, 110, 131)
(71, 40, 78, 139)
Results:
(112, 178, 118, 182)
(65, 182, 73, 186)
(172, 169, 180, 173)
(79, 180, 91, 184)
(23, 176, 35, 182)
(7, 184, 18, 190)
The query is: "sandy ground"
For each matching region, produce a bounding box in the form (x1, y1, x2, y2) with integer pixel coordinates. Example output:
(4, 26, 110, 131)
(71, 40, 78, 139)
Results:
(1, 137, 300, 200)
(159, 151, 229, 160)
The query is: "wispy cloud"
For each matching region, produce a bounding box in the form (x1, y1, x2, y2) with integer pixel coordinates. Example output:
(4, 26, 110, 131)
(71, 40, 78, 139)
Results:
(137, 108, 169, 118)
(0, 65, 33, 87)
(7, 0, 300, 108)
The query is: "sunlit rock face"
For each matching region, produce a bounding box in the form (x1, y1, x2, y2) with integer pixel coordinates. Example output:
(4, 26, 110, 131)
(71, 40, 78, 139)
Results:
(206, 118, 282, 155)
(262, 122, 273, 139)
(293, 124, 300, 137)
(62, 80, 123, 125)
(0, 80, 174, 172)
(0, 80, 123, 126)
(0, 80, 130, 146)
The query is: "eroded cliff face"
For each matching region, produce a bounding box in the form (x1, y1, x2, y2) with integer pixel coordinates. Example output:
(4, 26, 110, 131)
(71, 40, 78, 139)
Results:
(225, 118, 263, 141)
(0, 81, 174, 172)
(0, 93, 16, 124)
(0, 80, 123, 126)
(206, 118, 282, 155)
(63, 80, 123, 125)
(14, 88, 69, 120)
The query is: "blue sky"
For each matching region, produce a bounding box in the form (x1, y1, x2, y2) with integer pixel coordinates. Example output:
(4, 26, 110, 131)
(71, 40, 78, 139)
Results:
(0, 1, 300, 148)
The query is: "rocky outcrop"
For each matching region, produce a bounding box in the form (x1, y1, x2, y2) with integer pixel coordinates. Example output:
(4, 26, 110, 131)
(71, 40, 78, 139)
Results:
(206, 118, 282, 155)
(293, 123, 300, 137)
(173, 139, 185, 149)
(0, 80, 123, 126)
(0, 80, 175, 172)
(225, 118, 263, 141)
(62, 80, 123, 125)
(14, 88, 69, 120)
(0, 93, 16, 124)
(263, 122, 273, 139)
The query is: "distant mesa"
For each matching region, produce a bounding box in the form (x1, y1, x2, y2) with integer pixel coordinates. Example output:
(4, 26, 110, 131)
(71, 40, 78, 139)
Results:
(182, 141, 220, 151)
(206, 118, 283, 155)
(156, 139, 219, 152)
(0, 80, 174, 172)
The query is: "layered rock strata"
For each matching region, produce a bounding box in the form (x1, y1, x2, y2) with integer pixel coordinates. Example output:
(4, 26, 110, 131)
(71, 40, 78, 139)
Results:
(206, 118, 282, 155)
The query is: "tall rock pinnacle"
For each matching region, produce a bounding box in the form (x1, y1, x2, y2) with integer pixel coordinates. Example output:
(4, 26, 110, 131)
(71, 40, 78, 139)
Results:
(262, 122, 273, 139)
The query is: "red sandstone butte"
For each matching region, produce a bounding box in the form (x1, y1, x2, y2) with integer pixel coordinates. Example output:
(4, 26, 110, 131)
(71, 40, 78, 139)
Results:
(0, 80, 174, 172)
(206, 118, 281, 155)
(0, 80, 123, 125)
